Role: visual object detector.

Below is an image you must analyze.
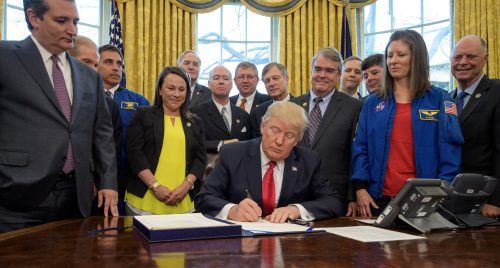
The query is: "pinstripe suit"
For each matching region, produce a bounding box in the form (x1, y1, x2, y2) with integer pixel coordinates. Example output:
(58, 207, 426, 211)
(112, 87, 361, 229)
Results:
(292, 90, 362, 207)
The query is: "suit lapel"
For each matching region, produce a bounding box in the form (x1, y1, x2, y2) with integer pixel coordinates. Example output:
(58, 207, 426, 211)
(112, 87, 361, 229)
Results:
(14, 38, 62, 118)
(245, 140, 263, 207)
(311, 91, 343, 148)
(277, 149, 299, 207)
(208, 101, 230, 134)
(191, 83, 201, 105)
(231, 105, 242, 134)
(459, 77, 490, 125)
(152, 107, 165, 160)
(295, 94, 310, 147)
(68, 56, 84, 124)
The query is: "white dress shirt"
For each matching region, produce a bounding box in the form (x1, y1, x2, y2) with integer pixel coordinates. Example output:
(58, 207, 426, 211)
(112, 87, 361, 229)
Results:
(236, 90, 256, 114)
(31, 35, 73, 104)
(104, 84, 120, 98)
(216, 144, 314, 221)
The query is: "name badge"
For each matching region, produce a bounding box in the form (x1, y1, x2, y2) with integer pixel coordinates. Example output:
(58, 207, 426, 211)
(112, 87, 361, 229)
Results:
(121, 101, 138, 110)
(419, 109, 439, 121)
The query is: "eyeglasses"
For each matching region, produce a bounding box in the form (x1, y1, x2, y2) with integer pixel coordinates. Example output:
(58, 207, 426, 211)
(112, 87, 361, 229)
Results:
(313, 66, 338, 74)
(236, 75, 257, 81)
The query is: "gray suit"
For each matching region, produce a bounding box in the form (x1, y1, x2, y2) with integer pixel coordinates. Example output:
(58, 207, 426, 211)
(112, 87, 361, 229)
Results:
(292, 90, 362, 206)
(0, 37, 117, 217)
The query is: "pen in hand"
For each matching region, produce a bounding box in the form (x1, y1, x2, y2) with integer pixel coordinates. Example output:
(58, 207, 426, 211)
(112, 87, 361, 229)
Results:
(245, 189, 262, 220)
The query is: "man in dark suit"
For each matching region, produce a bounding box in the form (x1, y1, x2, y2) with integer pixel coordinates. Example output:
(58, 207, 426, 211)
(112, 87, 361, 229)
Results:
(291, 48, 362, 215)
(195, 101, 342, 222)
(250, 62, 294, 137)
(68, 35, 121, 165)
(0, 0, 118, 232)
(451, 35, 500, 218)
(177, 50, 211, 107)
(190, 66, 253, 153)
(230, 61, 271, 114)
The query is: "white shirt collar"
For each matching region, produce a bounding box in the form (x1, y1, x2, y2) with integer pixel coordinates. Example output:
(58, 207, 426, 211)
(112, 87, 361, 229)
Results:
(212, 99, 231, 114)
(259, 143, 285, 170)
(310, 88, 335, 102)
(106, 84, 120, 94)
(239, 90, 256, 102)
(31, 35, 67, 66)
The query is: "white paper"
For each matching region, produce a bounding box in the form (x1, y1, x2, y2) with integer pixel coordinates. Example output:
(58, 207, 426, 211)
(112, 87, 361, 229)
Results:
(317, 226, 425, 242)
(355, 219, 376, 225)
(229, 219, 311, 233)
(135, 213, 231, 230)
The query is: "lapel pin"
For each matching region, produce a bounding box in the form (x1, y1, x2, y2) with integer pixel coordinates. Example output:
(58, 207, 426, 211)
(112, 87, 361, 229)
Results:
(292, 166, 297, 172)
(475, 93, 481, 99)
(302, 102, 307, 107)
(196, 92, 200, 95)
(186, 122, 191, 127)
(236, 119, 240, 124)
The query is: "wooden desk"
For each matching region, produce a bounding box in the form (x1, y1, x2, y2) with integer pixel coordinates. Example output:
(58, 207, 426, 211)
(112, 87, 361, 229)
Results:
(0, 217, 498, 267)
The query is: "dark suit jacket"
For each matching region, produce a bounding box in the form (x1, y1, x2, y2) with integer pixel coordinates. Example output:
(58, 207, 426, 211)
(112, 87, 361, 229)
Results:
(230, 91, 272, 113)
(195, 139, 342, 219)
(189, 83, 212, 107)
(126, 107, 207, 200)
(291, 90, 362, 206)
(106, 97, 122, 166)
(249, 94, 295, 137)
(0, 37, 117, 217)
(453, 76, 500, 206)
(190, 101, 253, 153)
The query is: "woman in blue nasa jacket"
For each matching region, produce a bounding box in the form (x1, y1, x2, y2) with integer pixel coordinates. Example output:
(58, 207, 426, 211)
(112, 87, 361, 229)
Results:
(351, 30, 463, 217)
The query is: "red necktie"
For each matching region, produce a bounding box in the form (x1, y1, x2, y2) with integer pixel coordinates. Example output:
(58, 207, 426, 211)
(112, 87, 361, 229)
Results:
(262, 161, 276, 216)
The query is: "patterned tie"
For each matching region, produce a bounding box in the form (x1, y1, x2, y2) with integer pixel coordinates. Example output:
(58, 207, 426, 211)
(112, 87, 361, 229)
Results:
(51, 55, 74, 173)
(307, 97, 323, 147)
(221, 106, 231, 132)
(240, 98, 247, 111)
(456, 90, 469, 115)
(262, 161, 276, 217)
(105, 90, 113, 99)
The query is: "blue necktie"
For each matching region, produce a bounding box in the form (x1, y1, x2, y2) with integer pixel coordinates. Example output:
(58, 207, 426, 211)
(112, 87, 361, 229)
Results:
(456, 90, 469, 115)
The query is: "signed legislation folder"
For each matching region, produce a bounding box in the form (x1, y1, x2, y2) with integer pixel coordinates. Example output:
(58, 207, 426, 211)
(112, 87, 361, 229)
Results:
(133, 213, 242, 242)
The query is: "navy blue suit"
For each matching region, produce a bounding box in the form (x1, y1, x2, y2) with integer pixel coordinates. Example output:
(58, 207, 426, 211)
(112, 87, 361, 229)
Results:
(195, 139, 342, 220)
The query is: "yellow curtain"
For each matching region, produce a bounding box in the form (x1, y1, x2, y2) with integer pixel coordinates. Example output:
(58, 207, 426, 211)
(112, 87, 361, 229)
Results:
(455, 0, 500, 78)
(0, 0, 4, 39)
(280, 0, 358, 95)
(117, 0, 196, 102)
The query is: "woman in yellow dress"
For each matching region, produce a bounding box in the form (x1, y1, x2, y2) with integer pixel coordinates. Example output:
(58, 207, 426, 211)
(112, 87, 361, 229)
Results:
(125, 67, 206, 215)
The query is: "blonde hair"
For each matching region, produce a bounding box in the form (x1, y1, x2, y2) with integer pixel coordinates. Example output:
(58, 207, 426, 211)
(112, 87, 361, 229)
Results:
(261, 101, 308, 140)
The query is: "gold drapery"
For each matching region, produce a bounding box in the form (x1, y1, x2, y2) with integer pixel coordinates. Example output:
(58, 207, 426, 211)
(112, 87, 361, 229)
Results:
(279, 0, 358, 95)
(455, 0, 500, 78)
(117, 0, 195, 102)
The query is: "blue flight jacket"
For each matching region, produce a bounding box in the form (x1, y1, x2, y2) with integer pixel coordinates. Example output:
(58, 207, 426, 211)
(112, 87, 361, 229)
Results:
(113, 87, 150, 172)
(351, 86, 464, 199)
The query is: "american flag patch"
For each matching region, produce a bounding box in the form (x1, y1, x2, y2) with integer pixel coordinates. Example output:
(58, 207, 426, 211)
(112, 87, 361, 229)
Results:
(444, 101, 457, 115)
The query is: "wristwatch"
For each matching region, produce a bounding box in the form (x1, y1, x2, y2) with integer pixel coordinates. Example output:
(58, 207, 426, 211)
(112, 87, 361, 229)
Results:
(149, 181, 161, 192)
(186, 178, 195, 190)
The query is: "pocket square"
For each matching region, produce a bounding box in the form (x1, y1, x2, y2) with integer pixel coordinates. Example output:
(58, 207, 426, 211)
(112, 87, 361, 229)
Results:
(241, 127, 247, 133)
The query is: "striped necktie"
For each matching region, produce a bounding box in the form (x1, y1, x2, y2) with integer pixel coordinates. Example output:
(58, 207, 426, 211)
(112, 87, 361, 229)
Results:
(51, 55, 74, 173)
(221, 106, 231, 132)
(307, 97, 323, 147)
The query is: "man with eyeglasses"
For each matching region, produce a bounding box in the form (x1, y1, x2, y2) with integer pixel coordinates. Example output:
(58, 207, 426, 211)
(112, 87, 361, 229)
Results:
(230, 61, 271, 114)
(191, 66, 253, 154)
(291, 47, 362, 216)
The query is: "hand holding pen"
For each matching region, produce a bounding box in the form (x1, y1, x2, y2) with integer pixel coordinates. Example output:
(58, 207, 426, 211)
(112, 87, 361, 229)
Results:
(227, 189, 262, 222)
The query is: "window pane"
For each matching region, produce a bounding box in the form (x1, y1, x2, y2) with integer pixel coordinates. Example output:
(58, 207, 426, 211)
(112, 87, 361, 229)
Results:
(5, 7, 30, 40)
(430, 64, 451, 91)
(198, 9, 221, 42)
(247, 12, 271, 41)
(393, 0, 421, 29)
(197, 42, 222, 86)
(364, 32, 391, 56)
(78, 25, 99, 45)
(364, 0, 390, 34)
(6, 0, 23, 7)
(222, 5, 246, 42)
(423, 0, 450, 23)
(423, 22, 451, 66)
(222, 43, 245, 70)
(76, 0, 100, 26)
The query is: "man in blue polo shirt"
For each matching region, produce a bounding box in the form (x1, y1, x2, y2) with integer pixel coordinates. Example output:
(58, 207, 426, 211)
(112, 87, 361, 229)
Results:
(97, 44, 149, 214)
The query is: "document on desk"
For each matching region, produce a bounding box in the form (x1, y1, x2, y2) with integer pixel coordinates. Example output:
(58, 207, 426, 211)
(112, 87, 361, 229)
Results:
(317, 226, 425, 242)
(229, 219, 312, 234)
(133, 213, 242, 242)
(135, 213, 229, 230)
